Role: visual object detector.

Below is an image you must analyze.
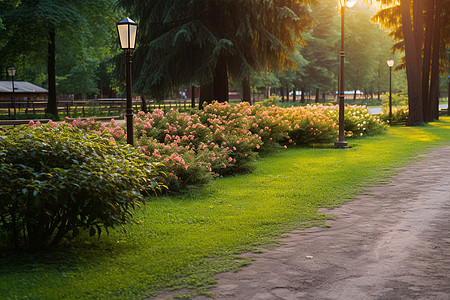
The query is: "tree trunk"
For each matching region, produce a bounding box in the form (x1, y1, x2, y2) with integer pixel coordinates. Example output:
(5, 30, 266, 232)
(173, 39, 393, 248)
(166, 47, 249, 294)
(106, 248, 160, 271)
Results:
(200, 83, 213, 109)
(280, 86, 285, 102)
(353, 90, 357, 100)
(242, 76, 251, 102)
(301, 87, 305, 103)
(413, 0, 424, 66)
(292, 87, 296, 102)
(140, 94, 147, 113)
(429, 0, 441, 121)
(191, 86, 196, 108)
(402, 0, 424, 126)
(421, 0, 434, 122)
(315, 88, 319, 103)
(46, 25, 58, 119)
(213, 57, 228, 102)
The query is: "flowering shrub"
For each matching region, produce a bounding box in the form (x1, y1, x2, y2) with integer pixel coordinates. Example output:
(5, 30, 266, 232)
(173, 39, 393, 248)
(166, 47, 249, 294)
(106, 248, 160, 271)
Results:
(61, 102, 386, 192)
(240, 104, 291, 151)
(380, 106, 409, 125)
(281, 105, 337, 145)
(326, 105, 387, 138)
(0, 123, 163, 250)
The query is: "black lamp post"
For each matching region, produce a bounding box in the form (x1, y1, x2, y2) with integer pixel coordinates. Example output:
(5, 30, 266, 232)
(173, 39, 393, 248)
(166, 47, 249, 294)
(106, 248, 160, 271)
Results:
(7, 67, 16, 118)
(333, 0, 356, 149)
(117, 17, 138, 146)
(447, 75, 450, 116)
(386, 59, 394, 122)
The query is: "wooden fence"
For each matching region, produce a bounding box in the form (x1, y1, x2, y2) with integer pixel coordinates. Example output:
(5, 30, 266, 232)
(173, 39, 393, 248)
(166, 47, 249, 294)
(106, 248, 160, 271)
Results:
(0, 98, 199, 118)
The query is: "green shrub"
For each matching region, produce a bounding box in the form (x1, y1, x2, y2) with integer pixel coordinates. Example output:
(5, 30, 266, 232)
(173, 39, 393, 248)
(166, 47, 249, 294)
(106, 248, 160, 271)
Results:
(380, 106, 409, 125)
(381, 93, 408, 110)
(281, 105, 337, 145)
(259, 96, 279, 107)
(0, 123, 163, 250)
(326, 105, 388, 138)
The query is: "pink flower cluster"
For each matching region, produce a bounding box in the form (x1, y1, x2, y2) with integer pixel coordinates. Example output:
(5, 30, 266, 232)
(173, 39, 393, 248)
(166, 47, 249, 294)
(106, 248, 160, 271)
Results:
(60, 102, 385, 191)
(279, 105, 338, 145)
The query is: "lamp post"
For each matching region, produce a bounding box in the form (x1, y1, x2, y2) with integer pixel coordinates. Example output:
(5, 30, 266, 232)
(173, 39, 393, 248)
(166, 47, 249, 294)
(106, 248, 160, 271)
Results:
(7, 67, 16, 118)
(333, 0, 356, 149)
(447, 75, 450, 116)
(117, 17, 138, 145)
(386, 59, 394, 122)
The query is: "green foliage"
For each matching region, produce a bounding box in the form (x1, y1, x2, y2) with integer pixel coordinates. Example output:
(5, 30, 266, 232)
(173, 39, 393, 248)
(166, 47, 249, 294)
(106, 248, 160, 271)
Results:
(0, 113, 57, 121)
(118, 0, 315, 98)
(0, 0, 120, 96)
(380, 106, 409, 125)
(344, 106, 387, 137)
(259, 96, 280, 107)
(275, 105, 337, 145)
(67, 102, 387, 192)
(326, 105, 388, 138)
(379, 93, 409, 125)
(381, 93, 408, 109)
(1, 117, 450, 299)
(0, 122, 163, 250)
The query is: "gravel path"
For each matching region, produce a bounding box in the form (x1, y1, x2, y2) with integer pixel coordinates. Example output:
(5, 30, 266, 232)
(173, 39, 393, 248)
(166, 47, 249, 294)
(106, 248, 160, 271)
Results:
(154, 146, 450, 300)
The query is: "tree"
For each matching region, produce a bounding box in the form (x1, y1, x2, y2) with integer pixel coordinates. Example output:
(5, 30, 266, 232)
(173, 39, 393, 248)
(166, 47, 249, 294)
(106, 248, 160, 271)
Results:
(118, 0, 316, 103)
(274, 1, 397, 104)
(0, 0, 119, 117)
(372, 0, 450, 125)
(297, 1, 339, 100)
(345, 3, 382, 98)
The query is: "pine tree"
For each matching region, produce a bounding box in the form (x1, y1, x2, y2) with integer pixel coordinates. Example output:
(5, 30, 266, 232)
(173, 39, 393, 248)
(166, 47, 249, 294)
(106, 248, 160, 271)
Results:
(118, 0, 316, 102)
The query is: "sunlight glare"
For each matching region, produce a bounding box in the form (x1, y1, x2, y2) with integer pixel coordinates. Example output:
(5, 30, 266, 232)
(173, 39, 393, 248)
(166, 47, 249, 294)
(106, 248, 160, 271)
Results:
(346, 0, 357, 8)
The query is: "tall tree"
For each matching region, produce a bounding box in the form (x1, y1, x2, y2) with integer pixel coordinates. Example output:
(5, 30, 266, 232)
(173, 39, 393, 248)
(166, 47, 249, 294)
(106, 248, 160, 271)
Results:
(428, 0, 442, 120)
(118, 0, 316, 103)
(372, 0, 450, 125)
(0, 0, 118, 117)
(298, 1, 339, 98)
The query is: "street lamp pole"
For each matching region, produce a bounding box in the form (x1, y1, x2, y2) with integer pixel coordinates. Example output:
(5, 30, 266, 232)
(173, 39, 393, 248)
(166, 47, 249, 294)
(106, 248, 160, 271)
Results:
(334, 0, 355, 148)
(117, 17, 138, 146)
(386, 59, 394, 122)
(7, 67, 16, 119)
(447, 75, 450, 116)
(125, 49, 134, 145)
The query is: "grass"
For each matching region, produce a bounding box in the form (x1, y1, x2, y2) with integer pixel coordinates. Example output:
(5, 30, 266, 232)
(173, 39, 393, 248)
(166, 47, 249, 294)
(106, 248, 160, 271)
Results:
(1, 117, 450, 299)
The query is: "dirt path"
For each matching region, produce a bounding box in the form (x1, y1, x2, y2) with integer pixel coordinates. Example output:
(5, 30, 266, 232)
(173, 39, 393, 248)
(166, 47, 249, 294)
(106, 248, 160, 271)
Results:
(156, 146, 450, 300)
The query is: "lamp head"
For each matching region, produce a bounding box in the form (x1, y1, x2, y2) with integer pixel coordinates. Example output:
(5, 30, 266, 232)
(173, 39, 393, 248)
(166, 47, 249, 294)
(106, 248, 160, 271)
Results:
(7, 67, 16, 77)
(340, 0, 357, 8)
(386, 59, 395, 68)
(117, 17, 137, 50)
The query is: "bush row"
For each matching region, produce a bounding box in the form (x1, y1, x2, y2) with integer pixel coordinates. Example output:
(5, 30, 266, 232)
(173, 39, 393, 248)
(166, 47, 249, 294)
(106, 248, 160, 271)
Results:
(1, 102, 386, 249)
(65, 102, 387, 191)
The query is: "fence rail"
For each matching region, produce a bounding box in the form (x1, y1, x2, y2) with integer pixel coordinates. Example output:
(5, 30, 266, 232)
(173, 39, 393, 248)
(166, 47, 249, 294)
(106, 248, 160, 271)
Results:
(0, 98, 200, 118)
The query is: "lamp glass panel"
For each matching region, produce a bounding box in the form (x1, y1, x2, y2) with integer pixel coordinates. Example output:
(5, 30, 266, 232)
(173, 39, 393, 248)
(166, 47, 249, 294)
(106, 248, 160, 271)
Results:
(7, 68, 16, 76)
(129, 24, 137, 49)
(387, 59, 395, 67)
(117, 23, 130, 49)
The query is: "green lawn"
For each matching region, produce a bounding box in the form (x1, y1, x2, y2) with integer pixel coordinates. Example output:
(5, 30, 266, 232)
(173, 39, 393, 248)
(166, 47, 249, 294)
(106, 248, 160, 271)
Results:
(2, 117, 450, 300)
